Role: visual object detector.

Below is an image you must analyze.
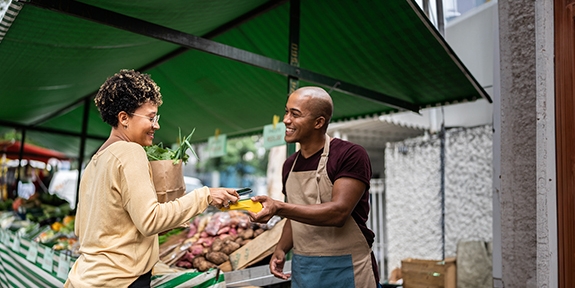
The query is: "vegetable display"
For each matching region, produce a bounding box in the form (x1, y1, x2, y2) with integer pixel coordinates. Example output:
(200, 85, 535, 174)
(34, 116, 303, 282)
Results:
(159, 211, 277, 272)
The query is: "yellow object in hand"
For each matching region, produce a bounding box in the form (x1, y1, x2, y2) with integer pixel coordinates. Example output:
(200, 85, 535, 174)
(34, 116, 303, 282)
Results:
(220, 199, 263, 213)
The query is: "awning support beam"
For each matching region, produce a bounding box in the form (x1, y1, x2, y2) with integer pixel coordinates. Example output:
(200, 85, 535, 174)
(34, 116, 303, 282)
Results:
(27, 0, 288, 127)
(24, 0, 419, 113)
(0, 120, 107, 141)
(73, 97, 90, 212)
(286, 0, 300, 157)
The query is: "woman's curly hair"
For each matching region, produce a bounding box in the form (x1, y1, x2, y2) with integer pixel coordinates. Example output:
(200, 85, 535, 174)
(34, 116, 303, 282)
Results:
(94, 69, 163, 127)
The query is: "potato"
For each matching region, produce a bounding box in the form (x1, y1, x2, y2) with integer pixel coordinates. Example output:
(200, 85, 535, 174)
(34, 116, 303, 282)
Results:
(192, 256, 217, 272)
(220, 240, 241, 255)
(210, 238, 224, 252)
(205, 251, 229, 265)
(253, 228, 265, 238)
(223, 234, 238, 241)
(240, 228, 254, 240)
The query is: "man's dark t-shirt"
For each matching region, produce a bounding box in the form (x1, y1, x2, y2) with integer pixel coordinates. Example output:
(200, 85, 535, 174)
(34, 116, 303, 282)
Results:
(281, 137, 375, 247)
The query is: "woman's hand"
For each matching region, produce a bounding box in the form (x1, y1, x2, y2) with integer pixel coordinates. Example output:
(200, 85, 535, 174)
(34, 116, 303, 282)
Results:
(208, 188, 239, 209)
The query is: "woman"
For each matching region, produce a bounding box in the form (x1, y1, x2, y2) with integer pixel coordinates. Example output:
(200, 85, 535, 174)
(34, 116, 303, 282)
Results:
(64, 69, 239, 287)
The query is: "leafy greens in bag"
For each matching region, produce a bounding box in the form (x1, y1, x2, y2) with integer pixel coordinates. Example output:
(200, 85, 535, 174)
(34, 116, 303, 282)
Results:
(144, 128, 198, 164)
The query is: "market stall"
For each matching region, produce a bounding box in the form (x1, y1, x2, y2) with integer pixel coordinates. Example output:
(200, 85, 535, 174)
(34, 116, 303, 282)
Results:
(0, 131, 293, 287)
(0, 141, 68, 164)
(0, 227, 226, 287)
(0, 208, 288, 287)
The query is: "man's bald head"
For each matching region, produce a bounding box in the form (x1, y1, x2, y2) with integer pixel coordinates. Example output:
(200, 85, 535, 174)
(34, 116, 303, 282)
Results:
(291, 87, 334, 126)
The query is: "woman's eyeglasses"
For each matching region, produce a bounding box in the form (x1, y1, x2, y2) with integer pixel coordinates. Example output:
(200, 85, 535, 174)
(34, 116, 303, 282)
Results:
(131, 113, 160, 127)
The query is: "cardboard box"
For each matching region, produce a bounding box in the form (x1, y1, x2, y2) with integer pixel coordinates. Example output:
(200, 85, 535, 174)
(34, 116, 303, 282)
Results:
(228, 218, 286, 270)
(401, 257, 456, 288)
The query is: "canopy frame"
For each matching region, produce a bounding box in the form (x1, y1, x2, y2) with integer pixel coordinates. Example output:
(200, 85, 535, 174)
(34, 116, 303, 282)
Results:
(25, 0, 420, 114)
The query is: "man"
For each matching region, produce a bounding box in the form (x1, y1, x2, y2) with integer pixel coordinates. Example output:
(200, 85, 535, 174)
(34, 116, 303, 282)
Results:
(250, 86, 380, 288)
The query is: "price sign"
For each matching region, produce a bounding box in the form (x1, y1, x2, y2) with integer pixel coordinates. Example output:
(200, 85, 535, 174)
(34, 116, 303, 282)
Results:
(26, 241, 39, 262)
(57, 253, 70, 279)
(2, 230, 10, 246)
(263, 122, 286, 149)
(208, 134, 227, 158)
(11, 234, 20, 252)
(42, 247, 54, 272)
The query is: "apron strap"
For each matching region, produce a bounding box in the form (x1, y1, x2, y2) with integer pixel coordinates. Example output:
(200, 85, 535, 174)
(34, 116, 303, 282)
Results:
(315, 135, 331, 204)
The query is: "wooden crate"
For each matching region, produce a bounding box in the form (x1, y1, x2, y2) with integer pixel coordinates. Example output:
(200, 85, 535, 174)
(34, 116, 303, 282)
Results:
(401, 257, 456, 288)
(228, 218, 286, 270)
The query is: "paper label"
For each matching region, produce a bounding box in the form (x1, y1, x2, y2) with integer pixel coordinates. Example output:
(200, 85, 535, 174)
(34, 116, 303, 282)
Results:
(263, 123, 286, 149)
(208, 135, 227, 158)
(26, 241, 38, 262)
(10, 235, 20, 252)
(42, 247, 54, 272)
(57, 253, 70, 279)
(2, 231, 10, 246)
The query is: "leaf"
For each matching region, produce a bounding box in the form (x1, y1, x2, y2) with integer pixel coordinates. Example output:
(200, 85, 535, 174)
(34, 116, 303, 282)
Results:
(144, 127, 198, 164)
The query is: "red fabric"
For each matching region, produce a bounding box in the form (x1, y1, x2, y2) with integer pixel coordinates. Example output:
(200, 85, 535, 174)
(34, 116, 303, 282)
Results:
(0, 141, 68, 163)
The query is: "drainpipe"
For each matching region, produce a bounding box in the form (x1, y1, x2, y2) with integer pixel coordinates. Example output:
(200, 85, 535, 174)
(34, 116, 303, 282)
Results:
(436, 0, 445, 36)
(439, 107, 446, 260)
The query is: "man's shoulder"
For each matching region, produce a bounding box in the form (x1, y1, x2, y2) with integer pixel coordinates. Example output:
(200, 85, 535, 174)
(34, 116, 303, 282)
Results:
(331, 138, 367, 154)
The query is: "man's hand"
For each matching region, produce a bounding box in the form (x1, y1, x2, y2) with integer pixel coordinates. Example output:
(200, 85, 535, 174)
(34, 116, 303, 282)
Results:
(248, 195, 278, 223)
(269, 248, 290, 280)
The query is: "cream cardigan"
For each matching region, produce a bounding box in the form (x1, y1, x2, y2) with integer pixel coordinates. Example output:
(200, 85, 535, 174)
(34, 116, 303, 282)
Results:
(65, 141, 210, 287)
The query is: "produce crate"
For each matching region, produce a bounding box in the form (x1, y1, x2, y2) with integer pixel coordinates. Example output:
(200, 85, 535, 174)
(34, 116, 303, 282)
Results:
(401, 257, 456, 288)
(228, 218, 286, 270)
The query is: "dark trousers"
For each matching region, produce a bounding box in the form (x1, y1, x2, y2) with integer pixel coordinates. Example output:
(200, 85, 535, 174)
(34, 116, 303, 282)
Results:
(128, 270, 152, 288)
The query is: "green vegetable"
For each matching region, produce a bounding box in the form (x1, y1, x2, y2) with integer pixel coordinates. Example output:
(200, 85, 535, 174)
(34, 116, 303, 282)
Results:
(144, 128, 199, 164)
(158, 227, 185, 245)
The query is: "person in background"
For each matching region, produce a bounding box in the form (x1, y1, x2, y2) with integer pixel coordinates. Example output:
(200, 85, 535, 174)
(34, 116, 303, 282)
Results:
(64, 69, 239, 288)
(249, 86, 381, 288)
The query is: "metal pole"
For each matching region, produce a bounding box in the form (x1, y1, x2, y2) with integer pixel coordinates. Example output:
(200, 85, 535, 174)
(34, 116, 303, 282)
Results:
(73, 98, 90, 212)
(439, 108, 446, 260)
(286, 0, 300, 157)
(435, 0, 445, 36)
(14, 129, 26, 199)
(422, 0, 430, 17)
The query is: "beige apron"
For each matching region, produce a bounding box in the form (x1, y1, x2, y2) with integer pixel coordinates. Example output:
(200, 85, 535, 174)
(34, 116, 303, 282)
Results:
(287, 135, 376, 288)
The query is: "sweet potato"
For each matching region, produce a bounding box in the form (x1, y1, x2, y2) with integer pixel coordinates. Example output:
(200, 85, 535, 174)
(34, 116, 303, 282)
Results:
(182, 251, 195, 262)
(216, 226, 230, 235)
(189, 245, 204, 256)
(176, 260, 192, 269)
(205, 251, 229, 265)
(197, 237, 214, 247)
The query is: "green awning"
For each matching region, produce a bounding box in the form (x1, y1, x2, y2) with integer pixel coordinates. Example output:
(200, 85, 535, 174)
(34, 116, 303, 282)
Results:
(0, 0, 490, 160)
